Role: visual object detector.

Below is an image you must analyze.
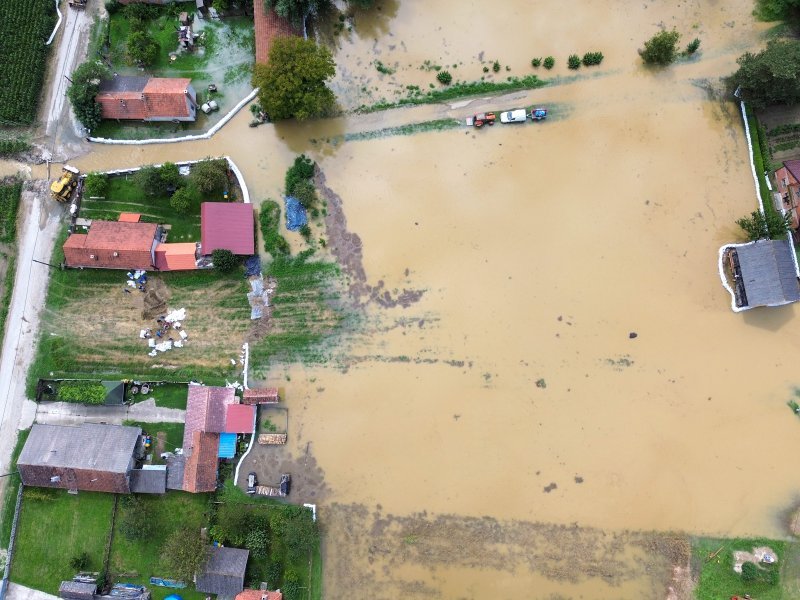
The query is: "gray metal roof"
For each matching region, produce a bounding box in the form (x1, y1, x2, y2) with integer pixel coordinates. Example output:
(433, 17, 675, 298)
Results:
(737, 239, 800, 307)
(130, 468, 167, 494)
(196, 546, 249, 596)
(98, 76, 149, 93)
(18, 423, 141, 474)
(59, 581, 96, 600)
(165, 455, 186, 490)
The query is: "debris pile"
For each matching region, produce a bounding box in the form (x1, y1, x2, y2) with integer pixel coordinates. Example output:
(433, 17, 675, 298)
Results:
(141, 307, 190, 357)
(124, 270, 148, 294)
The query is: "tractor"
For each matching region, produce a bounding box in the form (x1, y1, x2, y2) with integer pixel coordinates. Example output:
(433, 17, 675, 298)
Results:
(50, 166, 80, 203)
(465, 112, 496, 128)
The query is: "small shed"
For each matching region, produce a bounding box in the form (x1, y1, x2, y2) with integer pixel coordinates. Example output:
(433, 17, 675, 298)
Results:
(243, 388, 279, 405)
(735, 239, 800, 308)
(130, 466, 167, 494)
(225, 404, 255, 434)
(59, 581, 97, 600)
(102, 381, 126, 406)
(118, 213, 141, 223)
(196, 546, 249, 596)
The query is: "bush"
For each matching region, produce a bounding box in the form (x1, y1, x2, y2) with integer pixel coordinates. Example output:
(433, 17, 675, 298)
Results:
(67, 61, 110, 132)
(260, 200, 290, 257)
(741, 561, 759, 582)
(492, 60, 501, 73)
(190, 159, 229, 194)
(57, 381, 106, 405)
(127, 30, 159, 67)
(436, 70, 452, 85)
(282, 570, 302, 600)
(266, 560, 283, 587)
(531, 57, 542, 68)
(291, 180, 317, 210)
(212, 249, 238, 273)
(245, 528, 269, 558)
(69, 552, 90, 571)
(736, 209, 791, 241)
(582, 51, 604, 66)
(285, 155, 315, 196)
(299, 224, 312, 242)
(83, 172, 108, 198)
(641, 29, 681, 65)
(169, 187, 193, 214)
(543, 56, 555, 69)
(105, 0, 121, 14)
(686, 38, 701, 55)
(567, 54, 581, 69)
(0, 137, 30, 157)
(135, 165, 165, 196)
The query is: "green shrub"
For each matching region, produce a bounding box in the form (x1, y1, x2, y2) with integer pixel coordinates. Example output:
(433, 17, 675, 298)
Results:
(291, 180, 317, 210)
(741, 561, 759, 582)
(492, 60, 501, 72)
(159, 162, 183, 190)
(543, 56, 555, 69)
(260, 200, 290, 258)
(299, 224, 312, 242)
(190, 159, 228, 194)
(83, 172, 108, 199)
(436, 70, 452, 85)
(127, 30, 159, 67)
(482, 66, 489, 73)
(57, 381, 106, 405)
(582, 51, 604, 66)
(245, 528, 270, 558)
(282, 570, 302, 600)
(284, 155, 315, 196)
(531, 57, 542, 68)
(105, 0, 121, 14)
(686, 38, 701, 55)
(135, 165, 165, 196)
(568, 54, 581, 69)
(69, 552, 90, 571)
(212, 249, 239, 272)
(641, 29, 681, 65)
(169, 187, 193, 214)
(0, 137, 30, 157)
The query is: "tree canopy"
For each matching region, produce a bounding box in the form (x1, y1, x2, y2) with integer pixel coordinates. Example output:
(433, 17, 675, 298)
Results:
(755, 0, 800, 22)
(253, 37, 336, 121)
(127, 30, 159, 67)
(67, 61, 110, 132)
(728, 39, 800, 109)
(265, 0, 329, 28)
(640, 30, 681, 65)
(736, 209, 791, 241)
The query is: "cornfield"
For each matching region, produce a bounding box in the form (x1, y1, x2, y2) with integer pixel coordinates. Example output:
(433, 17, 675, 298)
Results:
(0, 0, 56, 126)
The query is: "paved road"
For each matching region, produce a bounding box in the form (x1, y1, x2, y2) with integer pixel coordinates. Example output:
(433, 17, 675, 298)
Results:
(6, 583, 58, 600)
(33, 399, 185, 426)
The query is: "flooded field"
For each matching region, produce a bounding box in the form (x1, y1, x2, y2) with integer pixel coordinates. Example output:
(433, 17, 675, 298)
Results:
(22, 0, 800, 597)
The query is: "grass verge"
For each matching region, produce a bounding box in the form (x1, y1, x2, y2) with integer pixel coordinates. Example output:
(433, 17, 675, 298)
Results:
(356, 75, 547, 113)
(341, 119, 461, 142)
(122, 420, 185, 458)
(10, 489, 115, 593)
(692, 536, 786, 600)
(746, 106, 779, 226)
(0, 429, 30, 550)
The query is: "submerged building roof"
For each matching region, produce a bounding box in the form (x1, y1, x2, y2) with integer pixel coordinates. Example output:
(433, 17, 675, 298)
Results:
(737, 239, 800, 308)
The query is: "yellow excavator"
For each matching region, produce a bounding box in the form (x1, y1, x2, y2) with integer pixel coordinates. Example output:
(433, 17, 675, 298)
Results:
(50, 166, 80, 203)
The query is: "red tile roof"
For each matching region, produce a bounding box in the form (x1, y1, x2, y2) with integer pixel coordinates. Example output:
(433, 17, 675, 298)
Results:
(118, 213, 141, 222)
(201, 203, 255, 255)
(225, 404, 255, 433)
(253, 0, 298, 64)
(236, 590, 283, 600)
(183, 386, 236, 449)
(155, 242, 198, 271)
(98, 78, 193, 121)
(183, 431, 219, 493)
(785, 160, 800, 184)
(63, 221, 157, 269)
(242, 388, 279, 404)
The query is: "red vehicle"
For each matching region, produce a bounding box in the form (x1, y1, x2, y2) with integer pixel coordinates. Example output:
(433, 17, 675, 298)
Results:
(465, 112, 496, 128)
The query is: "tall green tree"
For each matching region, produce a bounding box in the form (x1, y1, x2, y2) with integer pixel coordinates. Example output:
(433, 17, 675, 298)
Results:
(640, 30, 681, 65)
(755, 0, 800, 21)
(160, 528, 208, 583)
(127, 30, 159, 67)
(67, 61, 110, 132)
(253, 37, 335, 121)
(265, 0, 330, 27)
(728, 40, 800, 108)
(736, 209, 791, 241)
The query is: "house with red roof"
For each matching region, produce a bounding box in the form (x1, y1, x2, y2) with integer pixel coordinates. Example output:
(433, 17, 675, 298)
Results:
(97, 76, 197, 122)
(183, 431, 220, 493)
(253, 0, 297, 64)
(201, 202, 255, 255)
(243, 388, 279, 405)
(183, 385, 236, 450)
(776, 159, 800, 230)
(63, 221, 159, 269)
(225, 404, 255, 434)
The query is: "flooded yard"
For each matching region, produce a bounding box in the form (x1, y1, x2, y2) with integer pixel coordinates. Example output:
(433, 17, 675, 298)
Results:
(38, 0, 800, 597)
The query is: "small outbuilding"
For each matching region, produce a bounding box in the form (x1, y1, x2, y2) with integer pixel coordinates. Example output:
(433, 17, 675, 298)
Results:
(225, 404, 255, 434)
(201, 202, 255, 256)
(728, 239, 800, 309)
(59, 581, 97, 600)
(242, 388, 279, 405)
(195, 546, 249, 597)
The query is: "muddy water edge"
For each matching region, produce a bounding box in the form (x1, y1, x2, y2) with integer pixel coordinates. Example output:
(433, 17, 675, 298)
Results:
(15, 0, 797, 597)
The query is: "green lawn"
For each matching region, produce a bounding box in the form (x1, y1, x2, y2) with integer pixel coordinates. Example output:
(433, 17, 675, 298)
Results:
(109, 491, 209, 600)
(693, 536, 787, 600)
(10, 489, 115, 593)
(123, 421, 185, 462)
(0, 429, 30, 550)
(81, 176, 202, 242)
(134, 382, 189, 409)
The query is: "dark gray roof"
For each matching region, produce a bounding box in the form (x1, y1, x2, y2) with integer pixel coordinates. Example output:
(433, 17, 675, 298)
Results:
(130, 468, 167, 494)
(737, 239, 800, 307)
(59, 581, 96, 600)
(18, 423, 141, 473)
(165, 455, 186, 490)
(98, 76, 148, 93)
(195, 546, 249, 596)
(102, 381, 125, 406)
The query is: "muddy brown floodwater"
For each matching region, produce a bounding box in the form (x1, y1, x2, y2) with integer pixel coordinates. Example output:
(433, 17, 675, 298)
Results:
(24, 0, 800, 597)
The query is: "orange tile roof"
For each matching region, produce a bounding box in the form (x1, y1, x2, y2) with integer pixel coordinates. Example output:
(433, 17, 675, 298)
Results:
(143, 78, 193, 119)
(183, 431, 219, 493)
(253, 0, 298, 64)
(118, 213, 141, 222)
(63, 222, 157, 269)
(155, 242, 198, 271)
(97, 92, 148, 121)
(235, 590, 283, 600)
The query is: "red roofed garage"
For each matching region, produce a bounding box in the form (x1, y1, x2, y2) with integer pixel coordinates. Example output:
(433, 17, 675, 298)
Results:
(201, 202, 255, 256)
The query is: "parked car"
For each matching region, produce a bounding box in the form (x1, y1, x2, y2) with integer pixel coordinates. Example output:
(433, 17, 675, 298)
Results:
(500, 109, 527, 123)
(246, 472, 257, 493)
